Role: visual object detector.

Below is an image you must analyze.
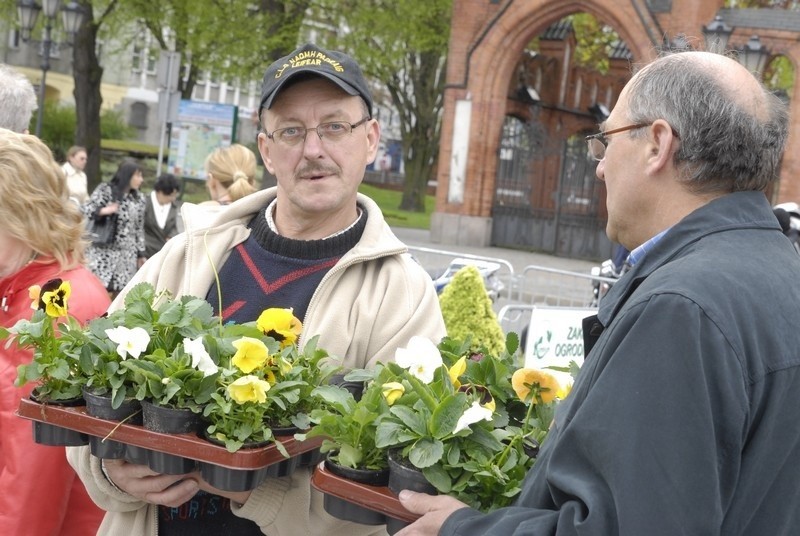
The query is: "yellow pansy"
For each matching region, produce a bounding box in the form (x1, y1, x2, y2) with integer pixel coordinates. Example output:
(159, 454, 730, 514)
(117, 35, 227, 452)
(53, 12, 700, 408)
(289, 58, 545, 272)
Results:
(39, 279, 70, 318)
(447, 356, 467, 389)
(231, 337, 269, 373)
(28, 285, 41, 310)
(381, 382, 405, 405)
(228, 375, 271, 404)
(511, 368, 560, 405)
(256, 308, 302, 348)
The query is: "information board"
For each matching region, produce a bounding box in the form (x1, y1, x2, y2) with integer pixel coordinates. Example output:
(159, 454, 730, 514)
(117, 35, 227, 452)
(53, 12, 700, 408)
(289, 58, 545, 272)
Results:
(167, 101, 238, 180)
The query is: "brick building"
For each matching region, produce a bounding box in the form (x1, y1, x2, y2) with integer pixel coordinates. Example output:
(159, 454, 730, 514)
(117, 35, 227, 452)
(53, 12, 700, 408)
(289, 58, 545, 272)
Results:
(432, 0, 800, 260)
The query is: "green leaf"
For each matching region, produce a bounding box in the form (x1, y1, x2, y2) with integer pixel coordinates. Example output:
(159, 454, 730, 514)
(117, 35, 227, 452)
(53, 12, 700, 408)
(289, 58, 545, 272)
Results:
(390, 405, 428, 436)
(422, 463, 452, 493)
(408, 438, 444, 469)
(430, 394, 466, 439)
(337, 443, 363, 469)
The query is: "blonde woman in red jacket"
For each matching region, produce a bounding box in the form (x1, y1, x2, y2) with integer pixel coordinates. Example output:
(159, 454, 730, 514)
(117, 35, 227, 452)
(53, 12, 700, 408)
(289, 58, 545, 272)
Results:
(0, 129, 110, 536)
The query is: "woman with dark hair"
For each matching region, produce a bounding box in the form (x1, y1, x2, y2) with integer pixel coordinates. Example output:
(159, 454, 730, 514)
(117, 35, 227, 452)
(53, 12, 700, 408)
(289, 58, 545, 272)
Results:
(143, 173, 182, 259)
(82, 160, 146, 296)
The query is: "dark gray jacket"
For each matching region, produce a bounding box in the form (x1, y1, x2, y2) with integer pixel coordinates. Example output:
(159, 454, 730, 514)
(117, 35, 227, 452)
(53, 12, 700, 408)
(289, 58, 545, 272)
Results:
(443, 191, 800, 535)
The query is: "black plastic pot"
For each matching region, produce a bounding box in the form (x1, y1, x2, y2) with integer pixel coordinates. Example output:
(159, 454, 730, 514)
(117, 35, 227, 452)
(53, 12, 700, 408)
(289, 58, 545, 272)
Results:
(33, 421, 88, 446)
(124, 444, 151, 465)
(83, 387, 143, 425)
(298, 447, 324, 467)
(387, 450, 437, 496)
(89, 435, 127, 459)
(200, 463, 271, 492)
(329, 373, 366, 402)
(141, 400, 201, 434)
(147, 450, 197, 475)
(29, 392, 88, 446)
(385, 516, 409, 535)
(322, 455, 390, 525)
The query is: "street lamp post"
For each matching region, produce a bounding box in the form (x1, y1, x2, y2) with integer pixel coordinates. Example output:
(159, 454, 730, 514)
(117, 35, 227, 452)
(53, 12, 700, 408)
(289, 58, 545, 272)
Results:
(16, 0, 84, 137)
(702, 15, 771, 77)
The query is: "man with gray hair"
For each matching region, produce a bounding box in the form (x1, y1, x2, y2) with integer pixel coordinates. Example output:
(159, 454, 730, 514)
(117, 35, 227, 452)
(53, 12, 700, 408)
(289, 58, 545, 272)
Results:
(399, 50, 800, 535)
(0, 63, 37, 134)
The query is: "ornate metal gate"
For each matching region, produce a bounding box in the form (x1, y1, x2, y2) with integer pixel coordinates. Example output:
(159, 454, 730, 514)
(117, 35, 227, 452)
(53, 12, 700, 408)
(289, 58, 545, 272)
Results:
(491, 115, 613, 261)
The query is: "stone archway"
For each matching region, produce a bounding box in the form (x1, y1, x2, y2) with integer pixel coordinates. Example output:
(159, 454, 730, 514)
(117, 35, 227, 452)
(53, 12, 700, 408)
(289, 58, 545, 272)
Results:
(431, 0, 798, 253)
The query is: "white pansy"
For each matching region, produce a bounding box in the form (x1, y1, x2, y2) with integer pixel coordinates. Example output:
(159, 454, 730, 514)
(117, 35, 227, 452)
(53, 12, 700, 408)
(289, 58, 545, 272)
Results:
(394, 336, 443, 384)
(453, 401, 494, 434)
(184, 336, 219, 376)
(105, 326, 150, 360)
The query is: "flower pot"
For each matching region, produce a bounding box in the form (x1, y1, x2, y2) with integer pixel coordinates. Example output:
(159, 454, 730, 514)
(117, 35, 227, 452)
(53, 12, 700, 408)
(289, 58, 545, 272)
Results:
(329, 373, 366, 402)
(89, 436, 127, 459)
(298, 447, 324, 467)
(123, 444, 151, 466)
(141, 399, 201, 434)
(200, 463, 271, 492)
(385, 516, 409, 536)
(33, 421, 88, 446)
(322, 454, 390, 525)
(29, 391, 88, 446)
(387, 450, 437, 496)
(198, 430, 276, 491)
(147, 450, 197, 475)
(82, 387, 143, 425)
(264, 454, 300, 478)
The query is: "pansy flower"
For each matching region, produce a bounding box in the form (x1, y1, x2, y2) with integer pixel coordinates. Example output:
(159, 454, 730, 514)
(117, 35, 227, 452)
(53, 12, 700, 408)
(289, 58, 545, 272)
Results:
(228, 375, 271, 404)
(394, 336, 443, 384)
(183, 336, 219, 377)
(105, 326, 150, 360)
(31, 279, 70, 318)
(381, 382, 405, 405)
(231, 336, 270, 373)
(511, 368, 560, 405)
(256, 308, 302, 348)
(453, 400, 494, 433)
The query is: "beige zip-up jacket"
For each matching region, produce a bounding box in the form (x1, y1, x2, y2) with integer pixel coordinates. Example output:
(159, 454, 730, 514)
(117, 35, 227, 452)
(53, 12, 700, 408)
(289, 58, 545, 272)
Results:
(67, 187, 446, 535)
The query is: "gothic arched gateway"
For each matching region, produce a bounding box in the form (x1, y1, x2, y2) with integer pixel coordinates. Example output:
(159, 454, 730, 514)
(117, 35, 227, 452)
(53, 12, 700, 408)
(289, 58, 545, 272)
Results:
(432, 0, 800, 260)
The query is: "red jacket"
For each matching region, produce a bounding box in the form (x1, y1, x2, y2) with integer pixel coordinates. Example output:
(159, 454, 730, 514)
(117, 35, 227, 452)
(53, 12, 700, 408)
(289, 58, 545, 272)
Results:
(0, 258, 110, 536)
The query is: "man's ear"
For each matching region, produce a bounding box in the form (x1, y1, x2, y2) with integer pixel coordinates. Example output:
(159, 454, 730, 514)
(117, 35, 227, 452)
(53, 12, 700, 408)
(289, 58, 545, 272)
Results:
(645, 119, 677, 174)
(365, 119, 381, 165)
(257, 132, 276, 175)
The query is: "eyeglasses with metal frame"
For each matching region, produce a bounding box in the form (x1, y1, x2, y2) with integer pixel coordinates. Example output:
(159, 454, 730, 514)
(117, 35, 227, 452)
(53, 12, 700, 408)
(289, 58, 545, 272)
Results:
(267, 116, 371, 147)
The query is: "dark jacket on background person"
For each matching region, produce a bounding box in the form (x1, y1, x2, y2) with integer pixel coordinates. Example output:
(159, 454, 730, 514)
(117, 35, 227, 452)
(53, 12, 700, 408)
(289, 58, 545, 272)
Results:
(143, 193, 181, 258)
(442, 191, 800, 535)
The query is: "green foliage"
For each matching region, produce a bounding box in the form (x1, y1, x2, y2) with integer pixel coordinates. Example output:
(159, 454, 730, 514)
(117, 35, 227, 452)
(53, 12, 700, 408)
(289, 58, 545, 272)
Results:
(100, 109, 136, 140)
(305, 334, 566, 511)
(569, 13, 619, 75)
(37, 102, 136, 162)
(314, 0, 452, 212)
(303, 381, 390, 470)
(439, 266, 506, 355)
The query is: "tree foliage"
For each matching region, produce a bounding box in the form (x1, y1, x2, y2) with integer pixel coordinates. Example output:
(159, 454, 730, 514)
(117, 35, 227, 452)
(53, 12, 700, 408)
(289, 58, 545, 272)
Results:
(312, 0, 452, 212)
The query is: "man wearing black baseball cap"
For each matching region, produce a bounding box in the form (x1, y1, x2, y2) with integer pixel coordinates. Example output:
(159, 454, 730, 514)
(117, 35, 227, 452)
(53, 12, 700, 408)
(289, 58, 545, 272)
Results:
(70, 43, 445, 536)
(259, 43, 374, 117)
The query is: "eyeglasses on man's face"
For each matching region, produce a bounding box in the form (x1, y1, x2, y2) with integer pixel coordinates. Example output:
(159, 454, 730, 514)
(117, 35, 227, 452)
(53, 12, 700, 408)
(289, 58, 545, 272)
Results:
(585, 123, 651, 161)
(267, 116, 371, 147)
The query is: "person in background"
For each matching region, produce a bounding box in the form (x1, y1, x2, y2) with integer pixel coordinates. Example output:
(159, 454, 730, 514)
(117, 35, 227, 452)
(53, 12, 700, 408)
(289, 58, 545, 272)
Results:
(0, 63, 37, 134)
(62, 145, 89, 205)
(68, 42, 445, 536)
(398, 51, 800, 535)
(82, 161, 146, 297)
(202, 143, 258, 205)
(0, 129, 109, 536)
(143, 172, 182, 259)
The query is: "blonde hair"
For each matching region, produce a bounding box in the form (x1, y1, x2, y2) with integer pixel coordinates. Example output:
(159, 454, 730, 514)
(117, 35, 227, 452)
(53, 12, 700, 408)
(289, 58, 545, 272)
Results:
(204, 143, 258, 202)
(0, 129, 86, 269)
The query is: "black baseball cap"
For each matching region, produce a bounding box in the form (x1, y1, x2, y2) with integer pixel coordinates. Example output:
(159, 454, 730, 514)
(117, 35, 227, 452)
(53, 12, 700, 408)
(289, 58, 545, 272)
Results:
(259, 43, 373, 117)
